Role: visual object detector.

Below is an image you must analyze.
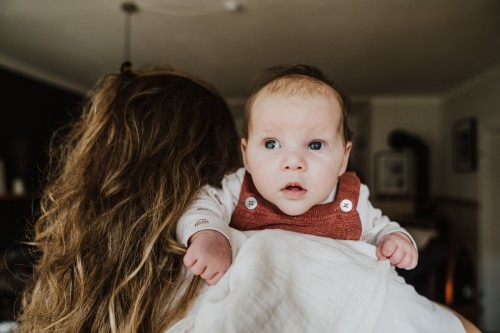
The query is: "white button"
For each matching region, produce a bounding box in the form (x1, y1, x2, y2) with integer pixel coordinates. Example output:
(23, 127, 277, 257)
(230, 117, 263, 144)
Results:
(340, 199, 352, 212)
(245, 197, 258, 210)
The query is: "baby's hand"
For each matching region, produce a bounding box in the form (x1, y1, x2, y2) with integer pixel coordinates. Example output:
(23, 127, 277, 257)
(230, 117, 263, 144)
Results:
(376, 232, 418, 270)
(183, 230, 232, 285)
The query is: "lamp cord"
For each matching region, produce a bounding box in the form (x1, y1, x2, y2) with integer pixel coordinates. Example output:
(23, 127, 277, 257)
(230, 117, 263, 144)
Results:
(121, 2, 139, 63)
(124, 11, 131, 62)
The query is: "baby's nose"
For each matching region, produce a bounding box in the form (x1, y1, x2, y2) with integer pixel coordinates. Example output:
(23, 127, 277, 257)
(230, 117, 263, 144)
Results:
(281, 152, 306, 171)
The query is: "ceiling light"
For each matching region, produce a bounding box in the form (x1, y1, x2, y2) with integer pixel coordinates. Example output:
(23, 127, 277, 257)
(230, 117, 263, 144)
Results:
(133, 0, 242, 16)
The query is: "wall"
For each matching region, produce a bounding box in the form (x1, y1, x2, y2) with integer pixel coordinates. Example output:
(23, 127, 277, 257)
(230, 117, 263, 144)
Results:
(442, 64, 500, 200)
(348, 102, 371, 185)
(369, 96, 442, 195)
(357, 63, 500, 330)
(350, 96, 442, 218)
(442, 63, 500, 332)
(227, 97, 246, 137)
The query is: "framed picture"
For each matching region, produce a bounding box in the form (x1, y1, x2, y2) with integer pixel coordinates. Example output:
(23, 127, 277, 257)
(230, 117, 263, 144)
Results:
(452, 117, 477, 173)
(375, 151, 412, 196)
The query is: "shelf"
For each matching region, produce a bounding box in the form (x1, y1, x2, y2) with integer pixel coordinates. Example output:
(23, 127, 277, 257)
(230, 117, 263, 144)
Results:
(0, 193, 34, 202)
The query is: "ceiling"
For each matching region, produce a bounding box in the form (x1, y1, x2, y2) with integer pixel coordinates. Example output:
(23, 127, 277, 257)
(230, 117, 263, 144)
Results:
(1, 0, 500, 100)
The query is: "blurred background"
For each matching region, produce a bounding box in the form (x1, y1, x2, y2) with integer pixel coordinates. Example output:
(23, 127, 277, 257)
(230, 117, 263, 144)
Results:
(0, 0, 499, 331)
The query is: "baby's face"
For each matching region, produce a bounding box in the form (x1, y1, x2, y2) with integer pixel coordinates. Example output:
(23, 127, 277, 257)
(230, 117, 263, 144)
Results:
(241, 92, 351, 216)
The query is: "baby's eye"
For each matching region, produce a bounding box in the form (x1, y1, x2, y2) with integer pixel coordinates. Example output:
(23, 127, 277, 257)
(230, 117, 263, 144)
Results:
(308, 141, 323, 150)
(264, 140, 281, 149)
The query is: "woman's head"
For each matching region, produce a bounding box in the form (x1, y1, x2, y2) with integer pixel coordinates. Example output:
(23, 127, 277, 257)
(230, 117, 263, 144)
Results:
(81, 65, 240, 193)
(18, 64, 241, 333)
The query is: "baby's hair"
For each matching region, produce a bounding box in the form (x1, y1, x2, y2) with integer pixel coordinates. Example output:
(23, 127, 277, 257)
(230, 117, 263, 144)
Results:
(243, 64, 352, 144)
(17, 65, 241, 333)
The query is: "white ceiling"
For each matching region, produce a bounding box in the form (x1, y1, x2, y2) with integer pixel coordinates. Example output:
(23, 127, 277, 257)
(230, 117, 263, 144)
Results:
(1, 0, 500, 100)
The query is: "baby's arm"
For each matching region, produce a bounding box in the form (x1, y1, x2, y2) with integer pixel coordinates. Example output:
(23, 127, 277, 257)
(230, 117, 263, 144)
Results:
(183, 229, 232, 285)
(357, 184, 418, 270)
(176, 168, 244, 285)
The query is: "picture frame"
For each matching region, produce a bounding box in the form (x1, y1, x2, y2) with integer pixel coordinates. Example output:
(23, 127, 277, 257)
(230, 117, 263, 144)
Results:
(452, 117, 477, 173)
(375, 151, 412, 196)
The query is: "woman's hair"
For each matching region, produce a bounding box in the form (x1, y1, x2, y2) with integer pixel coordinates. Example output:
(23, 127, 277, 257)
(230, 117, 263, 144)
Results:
(243, 64, 352, 144)
(17, 65, 241, 333)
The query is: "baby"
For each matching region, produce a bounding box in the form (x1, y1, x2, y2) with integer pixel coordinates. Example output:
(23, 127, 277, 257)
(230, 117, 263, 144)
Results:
(177, 64, 418, 285)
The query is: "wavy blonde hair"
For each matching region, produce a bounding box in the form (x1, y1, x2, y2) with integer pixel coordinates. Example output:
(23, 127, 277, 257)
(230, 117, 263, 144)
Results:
(17, 65, 241, 332)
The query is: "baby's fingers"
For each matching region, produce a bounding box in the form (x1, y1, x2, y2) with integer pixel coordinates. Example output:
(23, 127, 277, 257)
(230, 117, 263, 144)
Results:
(397, 250, 418, 270)
(376, 245, 386, 260)
(183, 249, 208, 276)
(388, 248, 405, 265)
(376, 238, 396, 260)
(188, 260, 207, 276)
(397, 254, 413, 270)
(183, 251, 195, 268)
(204, 271, 223, 286)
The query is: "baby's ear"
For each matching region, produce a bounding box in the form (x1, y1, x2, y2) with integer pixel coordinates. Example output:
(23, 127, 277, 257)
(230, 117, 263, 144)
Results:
(339, 141, 352, 175)
(241, 138, 250, 171)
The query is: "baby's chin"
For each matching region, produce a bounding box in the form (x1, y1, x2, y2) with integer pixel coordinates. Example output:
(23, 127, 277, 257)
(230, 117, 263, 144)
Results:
(276, 203, 312, 217)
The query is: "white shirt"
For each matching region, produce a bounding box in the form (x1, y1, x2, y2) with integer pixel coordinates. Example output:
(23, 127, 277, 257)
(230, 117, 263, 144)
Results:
(177, 167, 416, 248)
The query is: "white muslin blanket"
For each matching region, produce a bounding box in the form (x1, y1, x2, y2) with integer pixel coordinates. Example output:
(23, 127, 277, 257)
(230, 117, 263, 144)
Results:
(167, 229, 465, 333)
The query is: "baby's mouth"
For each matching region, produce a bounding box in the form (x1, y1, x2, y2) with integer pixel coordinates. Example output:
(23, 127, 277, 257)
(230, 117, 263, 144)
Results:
(281, 182, 306, 199)
(283, 183, 305, 192)
(285, 185, 303, 191)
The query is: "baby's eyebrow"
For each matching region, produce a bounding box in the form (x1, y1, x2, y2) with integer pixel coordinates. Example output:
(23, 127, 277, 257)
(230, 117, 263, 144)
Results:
(253, 130, 278, 138)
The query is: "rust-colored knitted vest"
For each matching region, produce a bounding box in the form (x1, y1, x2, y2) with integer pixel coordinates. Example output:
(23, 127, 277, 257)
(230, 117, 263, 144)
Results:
(230, 171, 362, 240)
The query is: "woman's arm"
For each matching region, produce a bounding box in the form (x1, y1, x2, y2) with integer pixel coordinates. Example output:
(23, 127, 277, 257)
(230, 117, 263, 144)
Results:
(437, 304, 482, 333)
